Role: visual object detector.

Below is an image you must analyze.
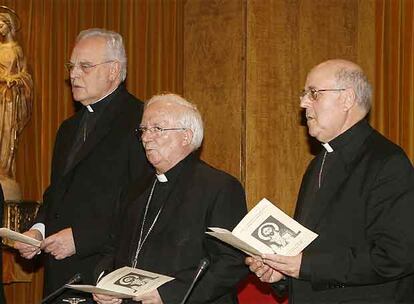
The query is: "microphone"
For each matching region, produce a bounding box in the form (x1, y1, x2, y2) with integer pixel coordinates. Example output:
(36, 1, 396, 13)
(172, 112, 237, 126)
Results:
(179, 258, 210, 304)
(41, 273, 82, 303)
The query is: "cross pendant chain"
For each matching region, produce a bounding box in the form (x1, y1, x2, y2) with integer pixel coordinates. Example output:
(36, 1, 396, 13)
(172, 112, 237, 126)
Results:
(318, 151, 327, 189)
(83, 118, 88, 142)
(132, 179, 163, 268)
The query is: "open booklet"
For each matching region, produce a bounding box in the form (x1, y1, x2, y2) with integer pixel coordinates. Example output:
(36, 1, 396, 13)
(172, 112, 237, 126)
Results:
(0, 227, 41, 247)
(207, 198, 318, 256)
(67, 266, 174, 299)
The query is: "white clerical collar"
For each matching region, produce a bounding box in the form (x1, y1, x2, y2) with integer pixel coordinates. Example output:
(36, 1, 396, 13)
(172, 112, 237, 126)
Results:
(85, 86, 118, 113)
(156, 174, 168, 183)
(322, 142, 334, 153)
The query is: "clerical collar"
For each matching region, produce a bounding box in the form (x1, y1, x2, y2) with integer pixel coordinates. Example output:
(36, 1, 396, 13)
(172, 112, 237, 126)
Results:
(84, 85, 119, 113)
(321, 143, 334, 153)
(156, 174, 168, 183)
(322, 119, 369, 152)
(155, 153, 195, 184)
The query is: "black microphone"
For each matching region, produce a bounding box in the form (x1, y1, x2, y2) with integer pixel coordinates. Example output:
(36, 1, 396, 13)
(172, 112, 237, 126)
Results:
(41, 273, 82, 303)
(179, 258, 210, 304)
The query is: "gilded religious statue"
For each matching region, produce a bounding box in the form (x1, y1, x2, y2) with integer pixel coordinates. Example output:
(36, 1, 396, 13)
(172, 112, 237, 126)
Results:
(0, 6, 32, 200)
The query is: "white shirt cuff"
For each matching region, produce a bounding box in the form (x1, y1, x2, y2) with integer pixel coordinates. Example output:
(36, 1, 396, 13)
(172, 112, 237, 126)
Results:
(30, 223, 45, 240)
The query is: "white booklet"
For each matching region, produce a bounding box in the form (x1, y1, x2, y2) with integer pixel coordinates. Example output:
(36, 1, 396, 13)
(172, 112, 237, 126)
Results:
(0, 227, 41, 247)
(67, 267, 174, 299)
(207, 198, 318, 256)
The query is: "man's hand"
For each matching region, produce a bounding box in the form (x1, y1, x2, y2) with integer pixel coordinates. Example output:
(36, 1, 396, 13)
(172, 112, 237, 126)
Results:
(93, 293, 122, 304)
(262, 252, 302, 278)
(41, 228, 76, 260)
(245, 256, 285, 283)
(14, 230, 43, 259)
(133, 289, 163, 304)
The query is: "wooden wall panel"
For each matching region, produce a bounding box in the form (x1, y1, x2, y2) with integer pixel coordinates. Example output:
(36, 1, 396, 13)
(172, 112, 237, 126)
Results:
(246, 0, 305, 212)
(182, 0, 375, 213)
(245, 0, 376, 213)
(183, 0, 245, 180)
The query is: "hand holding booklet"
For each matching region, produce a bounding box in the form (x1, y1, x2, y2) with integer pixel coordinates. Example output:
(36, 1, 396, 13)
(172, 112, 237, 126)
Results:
(206, 198, 318, 256)
(67, 267, 174, 299)
(0, 227, 41, 247)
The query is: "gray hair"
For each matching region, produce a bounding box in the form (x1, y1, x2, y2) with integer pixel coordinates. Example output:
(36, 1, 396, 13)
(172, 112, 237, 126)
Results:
(335, 68, 372, 112)
(76, 28, 127, 81)
(146, 93, 204, 150)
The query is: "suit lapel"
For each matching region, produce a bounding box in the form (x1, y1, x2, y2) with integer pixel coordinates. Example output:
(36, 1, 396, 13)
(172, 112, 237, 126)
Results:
(298, 120, 374, 230)
(126, 174, 157, 263)
(149, 178, 185, 236)
(57, 112, 83, 177)
(148, 157, 196, 236)
(294, 162, 316, 222)
(305, 156, 349, 229)
(63, 92, 125, 175)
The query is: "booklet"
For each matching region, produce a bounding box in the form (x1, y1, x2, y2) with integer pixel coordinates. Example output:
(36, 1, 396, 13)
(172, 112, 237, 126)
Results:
(0, 227, 41, 247)
(206, 198, 318, 256)
(67, 267, 174, 299)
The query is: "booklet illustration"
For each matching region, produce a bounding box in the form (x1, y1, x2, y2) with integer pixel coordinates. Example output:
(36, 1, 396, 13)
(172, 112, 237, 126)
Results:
(67, 267, 174, 299)
(0, 227, 41, 247)
(206, 198, 318, 256)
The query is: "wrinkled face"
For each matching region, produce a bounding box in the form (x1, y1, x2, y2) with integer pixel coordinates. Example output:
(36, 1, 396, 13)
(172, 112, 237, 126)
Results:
(0, 18, 10, 37)
(300, 66, 347, 143)
(140, 102, 189, 173)
(69, 36, 117, 105)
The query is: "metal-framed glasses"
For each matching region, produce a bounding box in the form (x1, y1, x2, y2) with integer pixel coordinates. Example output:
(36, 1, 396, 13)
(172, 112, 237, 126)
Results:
(300, 88, 346, 102)
(64, 60, 115, 74)
(135, 126, 187, 137)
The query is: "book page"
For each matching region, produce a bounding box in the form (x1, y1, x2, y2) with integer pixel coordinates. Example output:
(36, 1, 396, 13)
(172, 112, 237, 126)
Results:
(0, 227, 41, 247)
(232, 198, 318, 256)
(67, 267, 174, 298)
(206, 228, 267, 256)
(66, 285, 132, 299)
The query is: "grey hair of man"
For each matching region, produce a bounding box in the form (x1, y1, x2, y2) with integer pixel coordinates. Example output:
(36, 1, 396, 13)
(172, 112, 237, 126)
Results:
(76, 28, 127, 81)
(146, 93, 204, 150)
(335, 68, 372, 113)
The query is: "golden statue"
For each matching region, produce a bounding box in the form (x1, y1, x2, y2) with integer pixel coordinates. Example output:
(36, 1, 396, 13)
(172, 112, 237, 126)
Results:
(0, 6, 32, 200)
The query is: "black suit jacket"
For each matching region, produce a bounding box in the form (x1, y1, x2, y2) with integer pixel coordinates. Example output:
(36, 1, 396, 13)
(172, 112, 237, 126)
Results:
(287, 120, 414, 303)
(99, 153, 249, 304)
(36, 85, 150, 296)
(0, 185, 5, 302)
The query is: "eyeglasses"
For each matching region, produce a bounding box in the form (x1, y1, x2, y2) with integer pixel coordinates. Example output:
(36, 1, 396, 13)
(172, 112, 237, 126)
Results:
(300, 88, 346, 102)
(135, 126, 187, 137)
(64, 60, 115, 74)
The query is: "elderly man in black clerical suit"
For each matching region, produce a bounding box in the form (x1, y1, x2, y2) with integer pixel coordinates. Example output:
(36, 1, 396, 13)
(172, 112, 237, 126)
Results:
(15, 28, 150, 302)
(246, 59, 414, 303)
(93, 93, 248, 304)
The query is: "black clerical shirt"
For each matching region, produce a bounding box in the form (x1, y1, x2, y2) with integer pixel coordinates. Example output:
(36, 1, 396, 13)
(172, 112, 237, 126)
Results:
(297, 119, 369, 225)
(64, 87, 116, 173)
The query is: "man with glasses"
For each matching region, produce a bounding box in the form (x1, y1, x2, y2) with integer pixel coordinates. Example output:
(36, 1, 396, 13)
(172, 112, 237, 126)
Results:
(15, 28, 150, 302)
(246, 59, 414, 303)
(93, 93, 248, 304)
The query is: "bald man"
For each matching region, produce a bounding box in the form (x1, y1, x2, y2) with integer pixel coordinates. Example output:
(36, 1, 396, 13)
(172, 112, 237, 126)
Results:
(246, 59, 414, 303)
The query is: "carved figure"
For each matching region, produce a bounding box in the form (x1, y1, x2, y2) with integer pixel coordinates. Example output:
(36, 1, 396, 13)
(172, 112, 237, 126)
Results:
(0, 6, 32, 200)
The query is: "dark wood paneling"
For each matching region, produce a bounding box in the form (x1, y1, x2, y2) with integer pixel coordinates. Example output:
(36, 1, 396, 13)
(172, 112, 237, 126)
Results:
(245, 0, 375, 213)
(183, 0, 245, 180)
